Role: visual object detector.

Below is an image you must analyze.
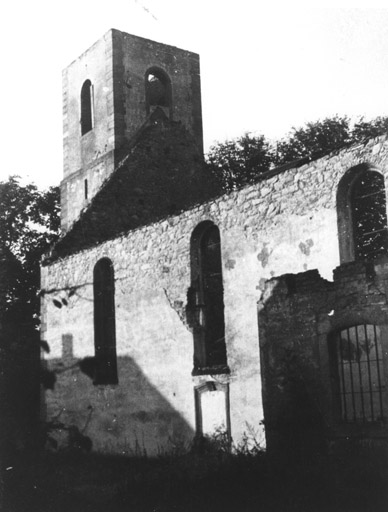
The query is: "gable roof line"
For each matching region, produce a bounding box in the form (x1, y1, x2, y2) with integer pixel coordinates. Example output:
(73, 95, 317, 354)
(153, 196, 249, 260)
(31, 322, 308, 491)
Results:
(229, 132, 388, 194)
(43, 132, 388, 265)
(63, 108, 175, 237)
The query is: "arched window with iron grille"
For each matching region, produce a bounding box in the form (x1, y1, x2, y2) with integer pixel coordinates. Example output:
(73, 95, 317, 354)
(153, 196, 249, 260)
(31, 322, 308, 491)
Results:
(329, 324, 387, 423)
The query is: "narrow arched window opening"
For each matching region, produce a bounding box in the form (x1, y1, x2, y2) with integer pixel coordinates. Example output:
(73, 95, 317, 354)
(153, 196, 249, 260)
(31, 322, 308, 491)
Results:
(337, 166, 388, 262)
(93, 258, 118, 385)
(329, 324, 386, 423)
(351, 171, 388, 261)
(189, 222, 228, 375)
(81, 79, 93, 135)
(145, 68, 171, 116)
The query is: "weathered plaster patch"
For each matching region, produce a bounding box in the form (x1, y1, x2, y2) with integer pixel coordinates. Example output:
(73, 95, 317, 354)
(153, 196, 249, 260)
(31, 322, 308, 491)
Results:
(163, 288, 190, 331)
(225, 259, 236, 270)
(257, 244, 272, 268)
(299, 239, 314, 256)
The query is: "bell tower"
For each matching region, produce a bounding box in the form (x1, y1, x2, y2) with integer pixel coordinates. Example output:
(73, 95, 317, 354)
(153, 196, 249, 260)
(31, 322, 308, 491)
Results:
(60, 29, 203, 232)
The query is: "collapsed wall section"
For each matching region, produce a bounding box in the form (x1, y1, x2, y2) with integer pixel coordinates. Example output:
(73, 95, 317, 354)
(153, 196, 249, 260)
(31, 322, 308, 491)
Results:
(258, 260, 388, 457)
(41, 134, 388, 455)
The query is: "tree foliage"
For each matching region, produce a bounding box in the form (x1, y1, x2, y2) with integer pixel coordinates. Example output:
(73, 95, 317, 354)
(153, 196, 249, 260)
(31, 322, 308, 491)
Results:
(0, 176, 60, 325)
(274, 115, 351, 164)
(207, 115, 388, 192)
(352, 116, 388, 141)
(0, 176, 60, 455)
(206, 134, 273, 192)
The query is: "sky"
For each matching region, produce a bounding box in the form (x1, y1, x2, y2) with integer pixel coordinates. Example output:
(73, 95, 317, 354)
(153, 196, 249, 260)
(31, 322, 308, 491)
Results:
(2, 1, 388, 189)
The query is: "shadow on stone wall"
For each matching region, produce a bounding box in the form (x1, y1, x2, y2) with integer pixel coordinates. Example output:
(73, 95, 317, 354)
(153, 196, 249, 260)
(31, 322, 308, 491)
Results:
(43, 354, 194, 457)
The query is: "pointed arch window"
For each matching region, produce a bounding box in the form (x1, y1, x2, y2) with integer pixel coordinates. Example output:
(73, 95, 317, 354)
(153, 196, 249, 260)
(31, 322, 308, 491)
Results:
(93, 258, 118, 385)
(145, 67, 172, 116)
(81, 79, 93, 135)
(189, 222, 228, 375)
(337, 166, 388, 262)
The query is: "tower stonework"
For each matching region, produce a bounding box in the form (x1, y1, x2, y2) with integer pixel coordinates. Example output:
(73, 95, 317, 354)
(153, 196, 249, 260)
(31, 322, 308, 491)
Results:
(42, 28, 388, 460)
(61, 29, 203, 232)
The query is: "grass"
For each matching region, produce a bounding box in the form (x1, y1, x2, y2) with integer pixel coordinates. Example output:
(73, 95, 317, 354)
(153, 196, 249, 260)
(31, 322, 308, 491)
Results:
(3, 441, 388, 512)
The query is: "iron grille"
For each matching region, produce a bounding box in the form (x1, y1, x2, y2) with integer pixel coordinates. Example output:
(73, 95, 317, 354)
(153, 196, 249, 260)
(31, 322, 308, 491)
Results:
(334, 324, 386, 423)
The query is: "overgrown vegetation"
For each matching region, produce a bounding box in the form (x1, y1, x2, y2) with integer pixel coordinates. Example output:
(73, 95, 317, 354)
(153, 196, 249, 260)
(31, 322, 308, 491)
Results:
(4, 438, 388, 512)
(0, 176, 60, 458)
(2, 117, 388, 509)
(0, 176, 60, 327)
(207, 115, 388, 192)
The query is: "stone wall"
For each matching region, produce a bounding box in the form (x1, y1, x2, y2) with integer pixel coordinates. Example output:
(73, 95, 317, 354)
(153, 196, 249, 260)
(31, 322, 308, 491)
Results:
(61, 31, 116, 232)
(115, 30, 203, 153)
(42, 134, 388, 455)
(60, 29, 203, 233)
(55, 115, 216, 259)
(258, 259, 388, 457)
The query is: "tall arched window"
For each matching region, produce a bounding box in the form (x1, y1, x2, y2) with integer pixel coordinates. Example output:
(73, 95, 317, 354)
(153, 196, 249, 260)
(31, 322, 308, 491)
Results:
(337, 166, 388, 262)
(189, 221, 228, 374)
(81, 79, 93, 135)
(329, 324, 387, 423)
(93, 258, 118, 385)
(145, 67, 172, 116)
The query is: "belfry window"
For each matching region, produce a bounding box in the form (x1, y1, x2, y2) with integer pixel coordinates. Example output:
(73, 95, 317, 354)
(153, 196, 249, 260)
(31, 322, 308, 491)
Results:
(81, 79, 93, 135)
(189, 222, 228, 374)
(337, 166, 388, 262)
(93, 258, 118, 385)
(145, 68, 171, 115)
(330, 325, 387, 423)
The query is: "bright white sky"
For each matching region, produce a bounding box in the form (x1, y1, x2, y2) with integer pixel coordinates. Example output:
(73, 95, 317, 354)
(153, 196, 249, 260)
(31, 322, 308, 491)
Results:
(2, 1, 388, 189)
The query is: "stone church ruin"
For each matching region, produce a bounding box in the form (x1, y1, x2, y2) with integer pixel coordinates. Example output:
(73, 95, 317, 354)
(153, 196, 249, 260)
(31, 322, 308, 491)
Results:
(41, 29, 388, 456)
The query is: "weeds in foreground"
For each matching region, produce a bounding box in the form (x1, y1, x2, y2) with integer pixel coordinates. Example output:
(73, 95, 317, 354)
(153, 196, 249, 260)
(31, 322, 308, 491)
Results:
(4, 434, 388, 512)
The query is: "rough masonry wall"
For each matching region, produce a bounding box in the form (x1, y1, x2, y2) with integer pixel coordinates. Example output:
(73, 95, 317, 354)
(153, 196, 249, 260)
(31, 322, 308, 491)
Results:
(55, 116, 215, 259)
(62, 31, 116, 180)
(61, 29, 203, 233)
(61, 31, 116, 231)
(113, 29, 203, 153)
(42, 134, 388, 455)
(258, 260, 388, 456)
